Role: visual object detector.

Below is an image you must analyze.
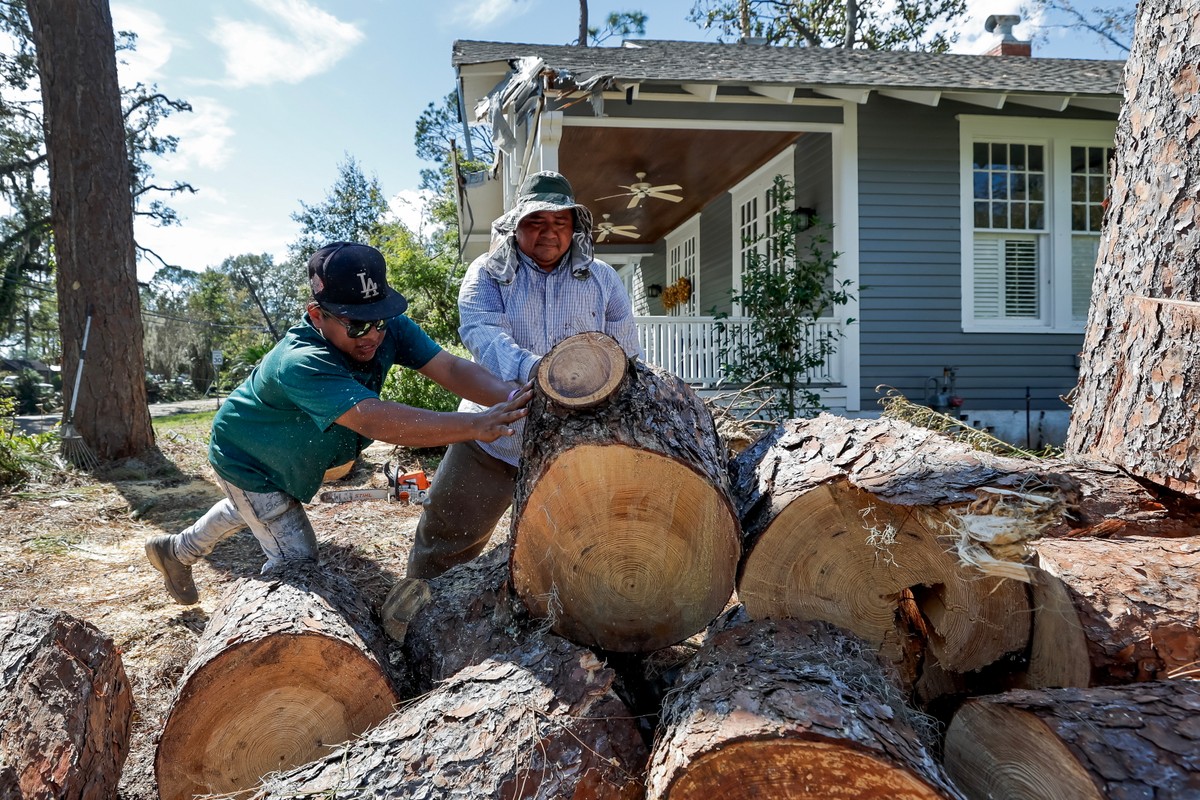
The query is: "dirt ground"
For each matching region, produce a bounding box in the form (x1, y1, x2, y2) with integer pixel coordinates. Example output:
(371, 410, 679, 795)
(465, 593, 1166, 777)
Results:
(0, 410, 463, 798)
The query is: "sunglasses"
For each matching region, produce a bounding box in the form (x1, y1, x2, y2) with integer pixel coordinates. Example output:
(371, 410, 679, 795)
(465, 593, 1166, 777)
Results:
(319, 306, 388, 338)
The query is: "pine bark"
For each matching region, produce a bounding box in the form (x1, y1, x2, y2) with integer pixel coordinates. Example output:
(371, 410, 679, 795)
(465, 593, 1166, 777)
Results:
(228, 635, 648, 799)
(26, 0, 154, 461)
(0, 608, 132, 799)
(1022, 535, 1200, 689)
(511, 335, 740, 653)
(155, 564, 399, 800)
(646, 615, 964, 800)
(730, 414, 1049, 680)
(944, 680, 1200, 800)
(1064, 0, 1200, 496)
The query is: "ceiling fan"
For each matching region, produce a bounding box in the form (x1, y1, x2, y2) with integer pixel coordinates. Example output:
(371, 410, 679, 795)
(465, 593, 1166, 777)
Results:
(596, 172, 684, 209)
(594, 214, 639, 243)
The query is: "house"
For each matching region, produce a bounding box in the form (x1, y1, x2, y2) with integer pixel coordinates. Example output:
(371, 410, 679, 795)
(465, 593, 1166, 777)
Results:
(451, 18, 1124, 446)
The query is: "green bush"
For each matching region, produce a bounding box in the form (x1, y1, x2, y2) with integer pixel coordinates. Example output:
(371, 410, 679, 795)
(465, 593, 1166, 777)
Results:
(0, 397, 61, 487)
(380, 342, 469, 413)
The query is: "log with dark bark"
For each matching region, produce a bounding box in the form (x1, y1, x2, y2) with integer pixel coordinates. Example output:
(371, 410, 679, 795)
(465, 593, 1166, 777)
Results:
(155, 564, 399, 800)
(1064, 1, 1200, 498)
(229, 635, 648, 799)
(944, 680, 1200, 799)
(646, 614, 964, 800)
(1022, 535, 1200, 689)
(0, 608, 132, 800)
(730, 414, 1058, 680)
(511, 333, 740, 653)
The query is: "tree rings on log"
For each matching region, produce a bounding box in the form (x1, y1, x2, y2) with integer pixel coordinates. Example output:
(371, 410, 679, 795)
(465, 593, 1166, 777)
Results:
(731, 415, 1054, 678)
(944, 680, 1200, 799)
(1023, 535, 1200, 688)
(229, 636, 648, 799)
(155, 564, 399, 800)
(535, 330, 628, 408)
(512, 349, 740, 653)
(0, 608, 133, 799)
(647, 615, 962, 800)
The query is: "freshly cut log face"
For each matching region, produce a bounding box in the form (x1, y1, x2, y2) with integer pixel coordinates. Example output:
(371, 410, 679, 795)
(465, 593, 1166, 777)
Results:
(513, 344, 740, 653)
(227, 636, 648, 799)
(647, 615, 964, 800)
(536, 329, 628, 408)
(1024, 535, 1200, 688)
(155, 565, 399, 800)
(944, 680, 1200, 800)
(0, 608, 133, 799)
(732, 415, 1052, 676)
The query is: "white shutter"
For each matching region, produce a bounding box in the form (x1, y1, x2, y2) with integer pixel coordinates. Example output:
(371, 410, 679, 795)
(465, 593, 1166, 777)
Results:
(1071, 235, 1099, 321)
(973, 237, 1002, 318)
(1004, 239, 1039, 318)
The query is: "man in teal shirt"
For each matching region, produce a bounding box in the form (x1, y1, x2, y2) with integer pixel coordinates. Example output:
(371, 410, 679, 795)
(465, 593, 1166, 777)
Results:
(145, 242, 529, 604)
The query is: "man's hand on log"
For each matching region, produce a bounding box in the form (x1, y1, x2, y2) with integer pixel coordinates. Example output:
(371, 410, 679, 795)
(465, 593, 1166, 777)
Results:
(475, 382, 533, 442)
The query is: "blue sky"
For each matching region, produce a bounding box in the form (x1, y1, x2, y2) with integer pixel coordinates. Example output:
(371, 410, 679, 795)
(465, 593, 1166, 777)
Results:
(113, 0, 1133, 281)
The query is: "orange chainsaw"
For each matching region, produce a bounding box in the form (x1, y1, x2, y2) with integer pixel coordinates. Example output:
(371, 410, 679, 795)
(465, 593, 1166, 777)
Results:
(318, 462, 430, 505)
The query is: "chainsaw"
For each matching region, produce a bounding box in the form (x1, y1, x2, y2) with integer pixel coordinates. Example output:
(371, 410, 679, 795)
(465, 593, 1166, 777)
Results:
(319, 462, 430, 505)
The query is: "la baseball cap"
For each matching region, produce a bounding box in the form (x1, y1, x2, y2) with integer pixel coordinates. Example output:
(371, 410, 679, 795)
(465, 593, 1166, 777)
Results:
(307, 242, 408, 320)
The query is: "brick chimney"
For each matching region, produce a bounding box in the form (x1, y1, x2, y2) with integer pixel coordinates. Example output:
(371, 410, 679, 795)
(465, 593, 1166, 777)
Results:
(984, 13, 1031, 57)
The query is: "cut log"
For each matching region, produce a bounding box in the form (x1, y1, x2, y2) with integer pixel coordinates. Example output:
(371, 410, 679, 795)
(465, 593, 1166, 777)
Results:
(646, 614, 964, 800)
(511, 333, 740, 653)
(944, 680, 1200, 800)
(1023, 535, 1200, 689)
(537, 330, 629, 408)
(0, 608, 132, 800)
(155, 563, 399, 800)
(731, 414, 1057, 679)
(228, 636, 648, 799)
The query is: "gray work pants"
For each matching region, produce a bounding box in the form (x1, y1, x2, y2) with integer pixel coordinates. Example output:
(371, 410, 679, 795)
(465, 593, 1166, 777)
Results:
(407, 440, 517, 579)
(173, 475, 319, 571)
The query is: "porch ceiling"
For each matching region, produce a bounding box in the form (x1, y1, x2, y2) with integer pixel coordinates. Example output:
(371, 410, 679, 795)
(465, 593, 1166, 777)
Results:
(560, 126, 802, 245)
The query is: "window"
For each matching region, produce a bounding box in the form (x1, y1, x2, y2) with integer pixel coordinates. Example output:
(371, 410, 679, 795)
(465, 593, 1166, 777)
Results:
(959, 117, 1115, 333)
(731, 148, 795, 314)
(665, 215, 699, 316)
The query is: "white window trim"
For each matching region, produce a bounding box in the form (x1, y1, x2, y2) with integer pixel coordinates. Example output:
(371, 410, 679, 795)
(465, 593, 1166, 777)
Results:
(665, 213, 701, 317)
(730, 147, 796, 315)
(958, 116, 1116, 334)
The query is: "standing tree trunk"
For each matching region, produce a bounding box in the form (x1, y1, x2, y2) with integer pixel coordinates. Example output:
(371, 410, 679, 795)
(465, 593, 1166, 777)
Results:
(1064, 0, 1200, 496)
(26, 0, 154, 461)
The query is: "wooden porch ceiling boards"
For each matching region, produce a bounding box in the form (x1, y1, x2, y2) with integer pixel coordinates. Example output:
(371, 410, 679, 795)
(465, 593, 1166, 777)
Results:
(560, 127, 803, 245)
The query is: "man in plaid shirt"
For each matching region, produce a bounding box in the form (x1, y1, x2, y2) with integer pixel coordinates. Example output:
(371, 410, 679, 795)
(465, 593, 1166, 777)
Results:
(406, 171, 642, 579)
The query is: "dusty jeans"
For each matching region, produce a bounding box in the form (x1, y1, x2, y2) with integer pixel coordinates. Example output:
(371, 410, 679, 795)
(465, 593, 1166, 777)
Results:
(407, 440, 517, 579)
(172, 475, 319, 571)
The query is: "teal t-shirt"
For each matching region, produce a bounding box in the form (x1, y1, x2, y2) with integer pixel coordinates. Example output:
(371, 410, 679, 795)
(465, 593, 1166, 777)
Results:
(208, 313, 441, 501)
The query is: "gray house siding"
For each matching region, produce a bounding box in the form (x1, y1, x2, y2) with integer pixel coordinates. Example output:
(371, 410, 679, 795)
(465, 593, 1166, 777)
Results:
(856, 96, 1086, 414)
(795, 132, 833, 222)
(698, 191, 733, 315)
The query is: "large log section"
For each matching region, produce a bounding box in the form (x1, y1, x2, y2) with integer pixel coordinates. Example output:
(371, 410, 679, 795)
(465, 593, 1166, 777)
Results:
(1023, 535, 1200, 688)
(0, 608, 132, 799)
(229, 635, 648, 799)
(1064, 0, 1200, 496)
(155, 565, 399, 800)
(646, 614, 964, 800)
(729, 414, 1061, 680)
(944, 680, 1200, 799)
(510, 332, 740, 653)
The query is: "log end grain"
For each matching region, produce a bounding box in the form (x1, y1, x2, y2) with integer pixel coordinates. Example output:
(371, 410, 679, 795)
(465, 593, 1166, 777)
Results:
(512, 443, 739, 652)
(156, 635, 397, 799)
(536, 331, 628, 409)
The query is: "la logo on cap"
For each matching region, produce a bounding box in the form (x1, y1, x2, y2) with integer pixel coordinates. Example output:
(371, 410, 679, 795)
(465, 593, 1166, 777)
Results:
(357, 271, 380, 299)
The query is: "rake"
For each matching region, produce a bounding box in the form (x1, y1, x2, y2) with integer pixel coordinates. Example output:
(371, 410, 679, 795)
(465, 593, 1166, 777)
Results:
(61, 309, 98, 470)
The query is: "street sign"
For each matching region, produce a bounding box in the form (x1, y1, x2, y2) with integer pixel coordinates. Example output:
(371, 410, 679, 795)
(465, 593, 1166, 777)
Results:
(211, 349, 224, 367)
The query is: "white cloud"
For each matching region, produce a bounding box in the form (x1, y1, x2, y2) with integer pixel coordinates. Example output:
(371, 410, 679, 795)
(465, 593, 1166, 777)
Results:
(135, 205, 295, 280)
(453, 0, 531, 29)
(111, 5, 174, 84)
(211, 0, 365, 88)
(388, 189, 436, 237)
(148, 97, 236, 172)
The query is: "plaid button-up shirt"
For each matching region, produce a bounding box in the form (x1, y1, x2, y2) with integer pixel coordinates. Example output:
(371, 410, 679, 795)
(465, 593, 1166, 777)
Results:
(458, 249, 642, 465)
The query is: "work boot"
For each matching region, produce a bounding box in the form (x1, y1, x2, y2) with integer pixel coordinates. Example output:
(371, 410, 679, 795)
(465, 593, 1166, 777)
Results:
(145, 534, 199, 605)
(379, 577, 432, 643)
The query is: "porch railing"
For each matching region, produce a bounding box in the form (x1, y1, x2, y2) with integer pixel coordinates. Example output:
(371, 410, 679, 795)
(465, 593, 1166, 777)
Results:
(634, 315, 843, 387)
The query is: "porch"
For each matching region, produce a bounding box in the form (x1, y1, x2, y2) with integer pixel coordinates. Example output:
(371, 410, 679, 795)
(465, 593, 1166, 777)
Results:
(633, 315, 844, 389)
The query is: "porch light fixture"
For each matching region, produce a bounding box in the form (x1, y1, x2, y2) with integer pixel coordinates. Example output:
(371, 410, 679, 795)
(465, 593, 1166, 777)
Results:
(647, 283, 663, 298)
(792, 206, 817, 231)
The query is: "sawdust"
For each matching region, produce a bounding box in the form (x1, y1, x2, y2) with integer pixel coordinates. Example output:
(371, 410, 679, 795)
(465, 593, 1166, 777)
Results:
(0, 412, 441, 799)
